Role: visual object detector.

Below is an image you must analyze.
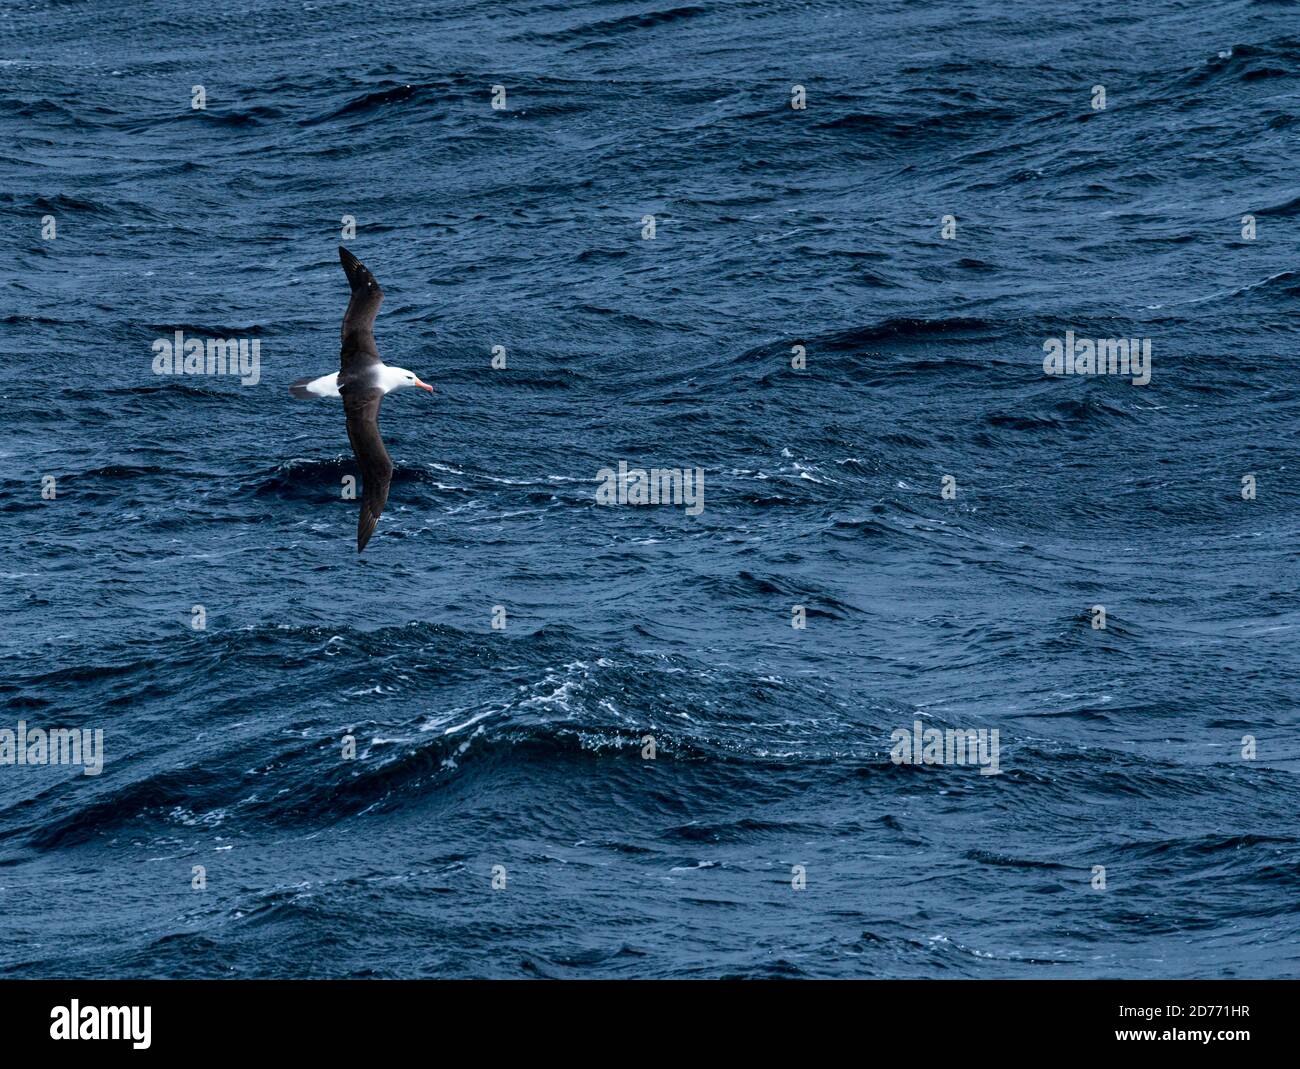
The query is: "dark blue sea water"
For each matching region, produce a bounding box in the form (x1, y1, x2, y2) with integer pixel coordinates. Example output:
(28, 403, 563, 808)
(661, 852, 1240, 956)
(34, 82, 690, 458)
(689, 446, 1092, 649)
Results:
(2, 0, 1298, 979)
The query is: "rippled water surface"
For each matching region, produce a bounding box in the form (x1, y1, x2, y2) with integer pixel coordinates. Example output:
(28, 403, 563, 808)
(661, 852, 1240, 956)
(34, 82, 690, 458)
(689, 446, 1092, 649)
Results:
(1, 0, 1298, 977)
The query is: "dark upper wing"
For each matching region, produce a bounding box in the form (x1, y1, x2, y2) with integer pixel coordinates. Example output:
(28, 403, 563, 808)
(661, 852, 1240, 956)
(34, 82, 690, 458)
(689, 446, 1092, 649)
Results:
(338, 247, 384, 376)
(342, 385, 393, 553)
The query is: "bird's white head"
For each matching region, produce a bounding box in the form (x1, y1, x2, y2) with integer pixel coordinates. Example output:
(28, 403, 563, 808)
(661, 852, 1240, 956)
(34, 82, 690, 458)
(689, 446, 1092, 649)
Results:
(379, 365, 434, 394)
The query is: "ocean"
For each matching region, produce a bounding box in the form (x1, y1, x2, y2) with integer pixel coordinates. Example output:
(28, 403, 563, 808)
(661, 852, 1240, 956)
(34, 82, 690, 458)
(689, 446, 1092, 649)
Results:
(1, 0, 1298, 978)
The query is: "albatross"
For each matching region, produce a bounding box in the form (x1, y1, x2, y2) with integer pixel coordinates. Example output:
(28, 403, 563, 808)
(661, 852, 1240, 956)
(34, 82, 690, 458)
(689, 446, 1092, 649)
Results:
(290, 247, 433, 552)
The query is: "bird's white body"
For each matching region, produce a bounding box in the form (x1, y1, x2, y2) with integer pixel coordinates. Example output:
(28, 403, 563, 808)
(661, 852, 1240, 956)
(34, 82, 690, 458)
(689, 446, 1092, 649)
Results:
(300, 371, 341, 397)
(299, 364, 429, 398)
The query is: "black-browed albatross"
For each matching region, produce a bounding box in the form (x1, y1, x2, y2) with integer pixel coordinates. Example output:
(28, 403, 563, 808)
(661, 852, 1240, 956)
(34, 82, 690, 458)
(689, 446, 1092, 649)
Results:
(290, 247, 433, 553)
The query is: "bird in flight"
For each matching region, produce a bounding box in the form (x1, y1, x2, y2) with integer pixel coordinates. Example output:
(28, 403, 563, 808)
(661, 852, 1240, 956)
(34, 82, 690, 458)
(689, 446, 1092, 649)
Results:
(290, 247, 434, 552)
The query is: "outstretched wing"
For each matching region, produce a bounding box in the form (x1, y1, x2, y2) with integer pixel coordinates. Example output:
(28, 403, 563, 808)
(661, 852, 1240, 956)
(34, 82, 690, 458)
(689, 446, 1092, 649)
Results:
(342, 386, 393, 553)
(338, 247, 384, 376)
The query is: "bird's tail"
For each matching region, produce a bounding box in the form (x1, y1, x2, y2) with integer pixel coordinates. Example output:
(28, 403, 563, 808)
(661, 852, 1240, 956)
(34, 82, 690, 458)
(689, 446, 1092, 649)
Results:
(289, 377, 316, 399)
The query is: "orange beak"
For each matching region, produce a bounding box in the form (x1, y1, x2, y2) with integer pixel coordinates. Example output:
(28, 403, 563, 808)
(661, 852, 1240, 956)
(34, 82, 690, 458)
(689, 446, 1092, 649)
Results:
(415, 378, 434, 392)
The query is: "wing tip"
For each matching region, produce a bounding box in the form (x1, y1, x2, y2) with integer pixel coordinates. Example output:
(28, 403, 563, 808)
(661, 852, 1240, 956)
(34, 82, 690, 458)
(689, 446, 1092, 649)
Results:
(356, 509, 378, 553)
(338, 246, 379, 295)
